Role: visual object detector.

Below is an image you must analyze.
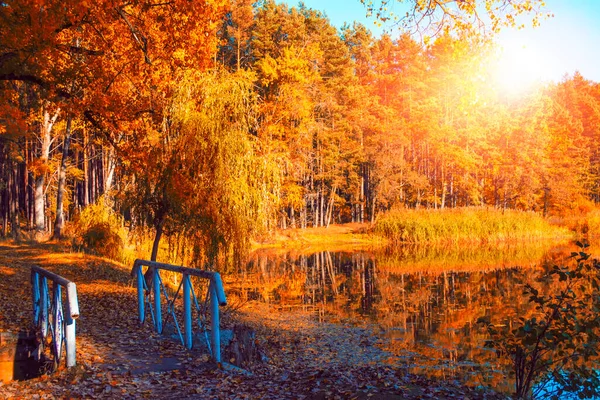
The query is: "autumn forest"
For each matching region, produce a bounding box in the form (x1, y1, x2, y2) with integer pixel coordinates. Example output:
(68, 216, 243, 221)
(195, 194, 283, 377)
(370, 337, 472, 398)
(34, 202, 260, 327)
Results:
(1, 0, 599, 260)
(3, 0, 600, 398)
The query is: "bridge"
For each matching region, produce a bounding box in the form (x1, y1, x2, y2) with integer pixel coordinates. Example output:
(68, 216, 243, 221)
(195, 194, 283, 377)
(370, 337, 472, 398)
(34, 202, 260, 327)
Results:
(0, 250, 230, 384)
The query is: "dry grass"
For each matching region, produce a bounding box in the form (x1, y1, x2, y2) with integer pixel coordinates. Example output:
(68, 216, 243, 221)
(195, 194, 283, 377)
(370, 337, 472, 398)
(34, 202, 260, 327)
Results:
(374, 207, 573, 245)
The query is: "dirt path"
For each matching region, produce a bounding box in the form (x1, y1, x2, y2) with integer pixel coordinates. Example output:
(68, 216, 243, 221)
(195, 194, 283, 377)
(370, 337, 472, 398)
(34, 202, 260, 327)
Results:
(0, 243, 213, 397)
(0, 242, 504, 399)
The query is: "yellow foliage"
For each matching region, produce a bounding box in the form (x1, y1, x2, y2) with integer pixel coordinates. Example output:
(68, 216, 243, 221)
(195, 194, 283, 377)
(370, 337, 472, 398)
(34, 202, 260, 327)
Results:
(71, 198, 125, 261)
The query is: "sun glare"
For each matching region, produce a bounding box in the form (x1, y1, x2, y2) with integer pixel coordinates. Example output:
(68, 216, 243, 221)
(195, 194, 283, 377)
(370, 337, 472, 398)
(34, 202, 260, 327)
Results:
(491, 36, 552, 97)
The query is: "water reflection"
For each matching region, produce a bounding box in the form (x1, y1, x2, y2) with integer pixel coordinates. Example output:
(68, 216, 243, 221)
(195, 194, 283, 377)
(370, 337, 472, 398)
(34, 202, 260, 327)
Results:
(233, 241, 576, 391)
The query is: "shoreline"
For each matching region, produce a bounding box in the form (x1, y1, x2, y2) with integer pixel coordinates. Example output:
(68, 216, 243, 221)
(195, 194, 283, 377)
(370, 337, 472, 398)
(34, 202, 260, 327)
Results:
(251, 220, 575, 255)
(251, 223, 385, 253)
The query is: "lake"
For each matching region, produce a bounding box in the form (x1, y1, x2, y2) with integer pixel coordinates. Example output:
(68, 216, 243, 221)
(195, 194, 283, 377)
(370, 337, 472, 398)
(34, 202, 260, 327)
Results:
(230, 239, 590, 394)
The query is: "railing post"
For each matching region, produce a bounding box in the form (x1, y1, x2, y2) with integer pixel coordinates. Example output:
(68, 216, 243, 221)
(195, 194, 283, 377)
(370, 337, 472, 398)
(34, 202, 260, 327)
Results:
(183, 274, 192, 349)
(32, 271, 40, 324)
(136, 264, 145, 324)
(65, 281, 78, 368)
(53, 284, 63, 361)
(153, 267, 162, 334)
(209, 280, 221, 364)
(41, 276, 48, 338)
(64, 312, 76, 367)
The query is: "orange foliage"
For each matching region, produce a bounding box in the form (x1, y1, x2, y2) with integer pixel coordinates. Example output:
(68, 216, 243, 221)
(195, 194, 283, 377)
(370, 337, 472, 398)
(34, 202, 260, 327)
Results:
(0, 0, 228, 133)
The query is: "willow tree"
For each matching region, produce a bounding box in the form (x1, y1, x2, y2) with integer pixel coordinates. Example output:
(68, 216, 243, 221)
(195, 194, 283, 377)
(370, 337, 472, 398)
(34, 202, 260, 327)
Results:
(126, 68, 279, 267)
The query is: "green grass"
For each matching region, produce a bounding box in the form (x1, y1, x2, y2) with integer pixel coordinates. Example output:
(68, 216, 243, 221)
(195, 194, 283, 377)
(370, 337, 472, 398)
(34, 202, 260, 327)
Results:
(373, 207, 573, 245)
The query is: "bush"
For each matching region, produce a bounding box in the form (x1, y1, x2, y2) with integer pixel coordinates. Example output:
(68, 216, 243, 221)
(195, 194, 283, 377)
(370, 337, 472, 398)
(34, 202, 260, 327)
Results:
(480, 242, 600, 399)
(72, 199, 125, 260)
(80, 222, 124, 260)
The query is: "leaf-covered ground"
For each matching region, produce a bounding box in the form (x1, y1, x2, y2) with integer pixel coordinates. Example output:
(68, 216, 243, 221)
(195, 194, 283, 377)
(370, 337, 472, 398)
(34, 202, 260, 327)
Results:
(0, 242, 507, 399)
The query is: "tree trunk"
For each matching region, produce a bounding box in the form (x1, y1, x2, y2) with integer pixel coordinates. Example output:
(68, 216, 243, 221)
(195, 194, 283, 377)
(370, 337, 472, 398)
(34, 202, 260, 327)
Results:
(53, 116, 72, 240)
(318, 190, 323, 227)
(289, 205, 295, 228)
(35, 107, 59, 232)
(312, 195, 318, 228)
(10, 164, 21, 241)
(360, 164, 365, 223)
(89, 146, 96, 204)
(104, 146, 116, 194)
(1, 189, 6, 237)
(82, 128, 89, 206)
(370, 193, 377, 224)
(325, 185, 336, 227)
(150, 218, 164, 262)
(144, 217, 165, 290)
(27, 170, 34, 229)
(24, 140, 32, 229)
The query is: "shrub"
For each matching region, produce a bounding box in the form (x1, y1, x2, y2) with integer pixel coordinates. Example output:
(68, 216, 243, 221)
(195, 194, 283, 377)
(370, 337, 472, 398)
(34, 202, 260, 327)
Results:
(80, 222, 124, 260)
(479, 242, 600, 399)
(72, 199, 125, 260)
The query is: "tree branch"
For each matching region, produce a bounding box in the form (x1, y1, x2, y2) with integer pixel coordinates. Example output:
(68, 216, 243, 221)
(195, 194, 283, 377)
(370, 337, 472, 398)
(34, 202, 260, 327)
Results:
(116, 7, 152, 64)
(0, 73, 46, 87)
(0, 73, 74, 99)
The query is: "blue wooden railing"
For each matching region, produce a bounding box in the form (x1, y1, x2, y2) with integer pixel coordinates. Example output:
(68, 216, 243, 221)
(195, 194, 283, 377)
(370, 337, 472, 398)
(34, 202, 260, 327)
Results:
(31, 266, 80, 368)
(131, 260, 227, 364)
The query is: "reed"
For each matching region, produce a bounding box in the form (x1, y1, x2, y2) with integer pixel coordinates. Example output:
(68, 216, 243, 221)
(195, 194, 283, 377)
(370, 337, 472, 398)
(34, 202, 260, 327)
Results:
(373, 207, 572, 245)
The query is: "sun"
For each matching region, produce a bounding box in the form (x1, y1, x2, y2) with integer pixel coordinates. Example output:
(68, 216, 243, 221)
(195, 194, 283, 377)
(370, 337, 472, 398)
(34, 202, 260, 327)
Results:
(490, 36, 551, 97)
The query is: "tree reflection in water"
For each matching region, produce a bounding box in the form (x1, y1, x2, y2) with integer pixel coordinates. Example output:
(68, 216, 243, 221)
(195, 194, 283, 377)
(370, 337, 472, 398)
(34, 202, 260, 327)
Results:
(229, 241, 573, 393)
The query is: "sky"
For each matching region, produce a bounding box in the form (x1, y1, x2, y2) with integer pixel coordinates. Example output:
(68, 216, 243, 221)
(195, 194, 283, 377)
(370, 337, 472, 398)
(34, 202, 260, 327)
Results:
(284, 0, 600, 85)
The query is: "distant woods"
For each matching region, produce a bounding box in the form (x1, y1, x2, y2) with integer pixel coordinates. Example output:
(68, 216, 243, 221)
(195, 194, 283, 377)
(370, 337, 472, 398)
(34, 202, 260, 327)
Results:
(1, 1, 599, 262)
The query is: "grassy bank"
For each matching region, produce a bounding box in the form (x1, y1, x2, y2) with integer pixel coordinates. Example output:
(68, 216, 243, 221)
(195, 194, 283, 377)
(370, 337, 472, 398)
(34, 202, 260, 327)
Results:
(252, 223, 383, 253)
(373, 207, 573, 245)
(252, 208, 574, 253)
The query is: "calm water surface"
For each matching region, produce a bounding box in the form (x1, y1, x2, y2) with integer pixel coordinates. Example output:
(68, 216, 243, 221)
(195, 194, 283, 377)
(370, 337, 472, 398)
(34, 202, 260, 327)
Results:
(235, 240, 586, 392)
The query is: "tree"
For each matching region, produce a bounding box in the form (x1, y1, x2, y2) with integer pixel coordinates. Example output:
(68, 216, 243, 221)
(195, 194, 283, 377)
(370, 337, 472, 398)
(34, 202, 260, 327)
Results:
(550, 74, 600, 205)
(126, 69, 279, 267)
(1, 0, 229, 238)
(219, 0, 255, 71)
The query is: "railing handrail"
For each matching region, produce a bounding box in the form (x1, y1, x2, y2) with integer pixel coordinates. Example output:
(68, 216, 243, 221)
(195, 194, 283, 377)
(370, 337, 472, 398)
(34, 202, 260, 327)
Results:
(31, 265, 80, 319)
(131, 259, 226, 306)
